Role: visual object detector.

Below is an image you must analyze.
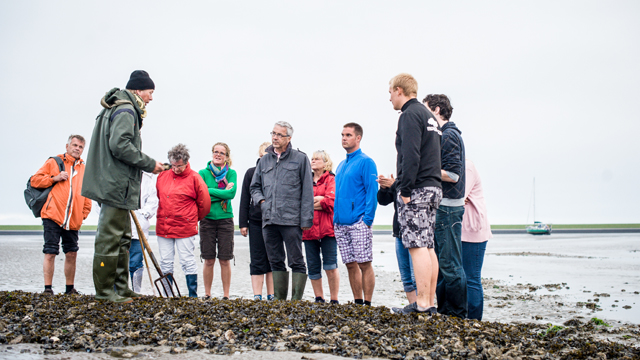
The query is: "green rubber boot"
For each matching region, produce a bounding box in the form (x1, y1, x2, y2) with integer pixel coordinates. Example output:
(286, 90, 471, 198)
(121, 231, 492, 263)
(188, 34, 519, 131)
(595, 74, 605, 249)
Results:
(272, 271, 289, 300)
(114, 245, 143, 298)
(93, 255, 133, 303)
(291, 272, 308, 301)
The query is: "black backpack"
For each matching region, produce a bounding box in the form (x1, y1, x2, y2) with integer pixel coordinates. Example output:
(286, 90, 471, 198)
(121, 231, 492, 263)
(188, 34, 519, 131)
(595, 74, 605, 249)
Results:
(24, 157, 65, 218)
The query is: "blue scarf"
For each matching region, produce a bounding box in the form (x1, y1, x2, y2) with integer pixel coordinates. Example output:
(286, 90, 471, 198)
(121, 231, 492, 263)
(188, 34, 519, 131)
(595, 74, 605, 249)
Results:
(209, 162, 229, 212)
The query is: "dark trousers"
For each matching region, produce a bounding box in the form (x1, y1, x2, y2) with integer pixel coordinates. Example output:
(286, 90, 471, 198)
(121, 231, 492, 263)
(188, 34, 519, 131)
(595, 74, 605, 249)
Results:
(42, 218, 79, 255)
(262, 225, 306, 274)
(435, 205, 467, 318)
(249, 220, 271, 275)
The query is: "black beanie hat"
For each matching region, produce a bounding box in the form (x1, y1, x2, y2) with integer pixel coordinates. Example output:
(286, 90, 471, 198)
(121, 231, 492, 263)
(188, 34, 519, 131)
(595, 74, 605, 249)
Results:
(126, 70, 155, 90)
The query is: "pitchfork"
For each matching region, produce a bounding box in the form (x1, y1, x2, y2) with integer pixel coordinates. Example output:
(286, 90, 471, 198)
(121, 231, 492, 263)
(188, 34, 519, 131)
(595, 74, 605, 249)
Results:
(130, 210, 181, 298)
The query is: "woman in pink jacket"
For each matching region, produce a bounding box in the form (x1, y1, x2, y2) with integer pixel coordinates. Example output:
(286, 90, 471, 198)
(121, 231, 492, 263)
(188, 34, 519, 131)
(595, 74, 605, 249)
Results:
(461, 160, 492, 320)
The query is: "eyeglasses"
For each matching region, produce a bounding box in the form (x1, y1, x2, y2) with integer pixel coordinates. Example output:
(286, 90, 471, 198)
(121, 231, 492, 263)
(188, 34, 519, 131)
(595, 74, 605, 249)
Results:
(171, 163, 187, 169)
(213, 151, 227, 156)
(270, 131, 290, 139)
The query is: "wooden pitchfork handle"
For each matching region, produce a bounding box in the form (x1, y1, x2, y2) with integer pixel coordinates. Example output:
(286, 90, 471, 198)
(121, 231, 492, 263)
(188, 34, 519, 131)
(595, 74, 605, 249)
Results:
(130, 210, 157, 295)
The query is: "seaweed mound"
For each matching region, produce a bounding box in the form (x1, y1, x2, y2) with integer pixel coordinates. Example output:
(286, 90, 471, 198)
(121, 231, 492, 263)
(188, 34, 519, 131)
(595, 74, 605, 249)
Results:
(1, 291, 638, 359)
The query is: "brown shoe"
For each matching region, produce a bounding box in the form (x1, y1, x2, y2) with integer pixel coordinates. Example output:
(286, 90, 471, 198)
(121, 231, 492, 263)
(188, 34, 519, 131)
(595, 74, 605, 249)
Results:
(66, 288, 82, 295)
(43, 289, 54, 295)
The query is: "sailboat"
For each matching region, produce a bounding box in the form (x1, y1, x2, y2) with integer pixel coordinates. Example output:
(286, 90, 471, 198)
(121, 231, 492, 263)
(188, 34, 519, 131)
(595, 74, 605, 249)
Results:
(526, 178, 552, 235)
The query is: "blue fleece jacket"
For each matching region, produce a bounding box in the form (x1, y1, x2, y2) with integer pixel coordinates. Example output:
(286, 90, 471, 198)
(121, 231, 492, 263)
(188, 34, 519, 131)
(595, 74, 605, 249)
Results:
(334, 149, 378, 226)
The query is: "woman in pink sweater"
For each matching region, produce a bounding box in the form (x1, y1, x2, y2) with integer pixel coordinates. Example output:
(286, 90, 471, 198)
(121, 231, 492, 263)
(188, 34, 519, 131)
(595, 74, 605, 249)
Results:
(461, 160, 492, 320)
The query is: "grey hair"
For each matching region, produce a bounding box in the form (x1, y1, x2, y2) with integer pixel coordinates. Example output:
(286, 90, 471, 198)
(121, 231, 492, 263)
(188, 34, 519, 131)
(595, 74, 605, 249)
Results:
(168, 143, 190, 163)
(274, 121, 294, 136)
(67, 134, 85, 145)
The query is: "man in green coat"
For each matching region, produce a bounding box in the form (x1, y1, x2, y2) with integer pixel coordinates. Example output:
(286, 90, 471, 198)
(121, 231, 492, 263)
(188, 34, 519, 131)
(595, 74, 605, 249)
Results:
(82, 70, 164, 303)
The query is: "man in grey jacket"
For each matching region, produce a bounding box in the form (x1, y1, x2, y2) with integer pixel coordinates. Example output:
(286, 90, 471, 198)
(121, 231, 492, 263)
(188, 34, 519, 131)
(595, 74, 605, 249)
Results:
(250, 121, 314, 300)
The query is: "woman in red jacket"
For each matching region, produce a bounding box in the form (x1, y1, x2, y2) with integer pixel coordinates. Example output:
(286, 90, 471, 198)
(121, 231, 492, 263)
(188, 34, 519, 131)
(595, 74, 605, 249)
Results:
(156, 144, 211, 297)
(302, 150, 339, 303)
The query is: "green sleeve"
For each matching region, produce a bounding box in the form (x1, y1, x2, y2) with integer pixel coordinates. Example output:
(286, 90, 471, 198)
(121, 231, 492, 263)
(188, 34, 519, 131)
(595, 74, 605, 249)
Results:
(108, 107, 156, 172)
(205, 169, 238, 200)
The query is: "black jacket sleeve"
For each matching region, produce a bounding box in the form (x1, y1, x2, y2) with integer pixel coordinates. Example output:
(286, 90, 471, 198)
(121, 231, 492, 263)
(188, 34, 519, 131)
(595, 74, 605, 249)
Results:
(397, 112, 423, 197)
(440, 131, 463, 177)
(377, 182, 397, 206)
(238, 167, 255, 228)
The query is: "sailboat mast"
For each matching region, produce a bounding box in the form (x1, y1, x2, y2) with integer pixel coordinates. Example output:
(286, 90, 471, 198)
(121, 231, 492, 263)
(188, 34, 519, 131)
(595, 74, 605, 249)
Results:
(533, 177, 536, 222)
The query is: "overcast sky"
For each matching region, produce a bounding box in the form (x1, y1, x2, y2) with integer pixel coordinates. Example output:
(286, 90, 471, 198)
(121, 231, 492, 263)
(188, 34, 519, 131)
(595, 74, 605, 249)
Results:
(1, 1, 638, 226)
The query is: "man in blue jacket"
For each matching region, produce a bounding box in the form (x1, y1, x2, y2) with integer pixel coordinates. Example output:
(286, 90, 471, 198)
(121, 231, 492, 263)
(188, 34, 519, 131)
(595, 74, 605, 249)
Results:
(424, 94, 467, 319)
(334, 123, 378, 306)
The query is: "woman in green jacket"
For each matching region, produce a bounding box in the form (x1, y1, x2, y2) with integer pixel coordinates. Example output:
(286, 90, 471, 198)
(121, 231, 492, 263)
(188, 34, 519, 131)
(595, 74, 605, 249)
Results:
(198, 142, 237, 300)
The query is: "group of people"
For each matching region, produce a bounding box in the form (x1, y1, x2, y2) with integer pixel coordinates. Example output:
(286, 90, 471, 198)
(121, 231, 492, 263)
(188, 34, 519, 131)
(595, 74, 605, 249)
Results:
(246, 121, 379, 305)
(384, 74, 493, 319)
(31, 70, 492, 320)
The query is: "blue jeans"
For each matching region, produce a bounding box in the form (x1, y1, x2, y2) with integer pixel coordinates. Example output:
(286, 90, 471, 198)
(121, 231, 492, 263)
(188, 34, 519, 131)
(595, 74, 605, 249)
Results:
(395, 237, 416, 293)
(435, 205, 467, 318)
(129, 238, 144, 280)
(462, 241, 487, 320)
(304, 236, 338, 280)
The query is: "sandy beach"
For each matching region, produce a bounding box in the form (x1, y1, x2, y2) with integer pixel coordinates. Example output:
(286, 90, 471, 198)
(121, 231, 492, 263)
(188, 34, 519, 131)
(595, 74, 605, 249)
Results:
(0, 232, 638, 358)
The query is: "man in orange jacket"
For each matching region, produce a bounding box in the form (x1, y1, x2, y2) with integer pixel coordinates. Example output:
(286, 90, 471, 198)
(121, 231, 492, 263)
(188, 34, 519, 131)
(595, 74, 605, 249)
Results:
(31, 135, 92, 295)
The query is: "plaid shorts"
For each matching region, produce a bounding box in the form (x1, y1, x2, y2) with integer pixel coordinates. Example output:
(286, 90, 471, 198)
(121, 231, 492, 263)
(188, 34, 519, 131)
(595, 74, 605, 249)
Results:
(397, 186, 442, 249)
(334, 219, 373, 264)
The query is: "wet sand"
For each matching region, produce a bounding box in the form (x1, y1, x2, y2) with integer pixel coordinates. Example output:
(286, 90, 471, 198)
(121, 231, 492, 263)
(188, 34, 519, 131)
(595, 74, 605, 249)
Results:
(1, 344, 360, 360)
(482, 233, 640, 325)
(1, 232, 637, 323)
(0, 232, 638, 358)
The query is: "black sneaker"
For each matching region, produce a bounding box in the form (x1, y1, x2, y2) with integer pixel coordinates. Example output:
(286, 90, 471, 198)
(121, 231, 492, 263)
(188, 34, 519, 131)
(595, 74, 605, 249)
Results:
(315, 297, 325, 303)
(202, 295, 211, 300)
(66, 288, 82, 295)
(222, 297, 229, 300)
(43, 289, 54, 295)
(392, 302, 434, 315)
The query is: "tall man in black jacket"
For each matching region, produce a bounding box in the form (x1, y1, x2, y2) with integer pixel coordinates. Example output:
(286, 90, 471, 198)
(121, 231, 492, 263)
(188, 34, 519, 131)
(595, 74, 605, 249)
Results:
(389, 73, 443, 315)
(424, 94, 467, 319)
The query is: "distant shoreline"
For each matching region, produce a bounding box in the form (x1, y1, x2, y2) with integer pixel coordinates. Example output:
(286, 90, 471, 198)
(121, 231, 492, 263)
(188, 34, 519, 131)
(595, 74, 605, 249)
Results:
(1, 223, 638, 236)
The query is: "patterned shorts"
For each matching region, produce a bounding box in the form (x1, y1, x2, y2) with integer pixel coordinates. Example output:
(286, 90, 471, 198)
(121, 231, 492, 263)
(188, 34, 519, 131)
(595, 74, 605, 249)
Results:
(334, 219, 373, 264)
(397, 186, 442, 249)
